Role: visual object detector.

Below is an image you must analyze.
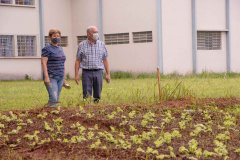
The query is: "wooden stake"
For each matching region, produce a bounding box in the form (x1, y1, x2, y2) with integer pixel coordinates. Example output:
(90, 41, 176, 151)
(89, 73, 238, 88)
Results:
(157, 67, 162, 101)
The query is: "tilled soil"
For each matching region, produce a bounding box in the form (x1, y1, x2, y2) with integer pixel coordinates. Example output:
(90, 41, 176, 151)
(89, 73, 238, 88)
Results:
(0, 97, 240, 160)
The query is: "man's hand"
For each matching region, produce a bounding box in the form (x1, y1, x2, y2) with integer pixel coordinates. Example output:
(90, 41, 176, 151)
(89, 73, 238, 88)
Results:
(44, 77, 50, 86)
(105, 74, 111, 83)
(103, 58, 110, 83)
(75, 59, 81, 85)
(75, 75, 79, 85)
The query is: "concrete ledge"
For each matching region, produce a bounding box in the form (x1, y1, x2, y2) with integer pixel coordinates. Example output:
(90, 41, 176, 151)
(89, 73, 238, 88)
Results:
(0, 57, 41, 59)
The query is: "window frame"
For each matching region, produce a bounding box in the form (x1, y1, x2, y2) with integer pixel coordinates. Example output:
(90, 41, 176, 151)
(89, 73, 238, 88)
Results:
(0, 0, 35, 7)
(0, 35, 14, 57)
(104, 33, 129, 45)
(132, 31, 153, 43)
(17, 35, 37, 57)
(197, 31, 222, 50)
(77, 36, 88, 44)
(0, 34, 39, 58)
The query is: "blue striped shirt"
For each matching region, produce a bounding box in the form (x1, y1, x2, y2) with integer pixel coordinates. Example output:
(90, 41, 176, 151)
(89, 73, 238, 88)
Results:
(41, 44, 66, 76)
(76, 39, 108, 69)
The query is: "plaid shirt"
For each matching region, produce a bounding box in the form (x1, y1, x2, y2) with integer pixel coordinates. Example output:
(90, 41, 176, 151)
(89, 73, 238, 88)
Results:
(76, 39, 108, 69)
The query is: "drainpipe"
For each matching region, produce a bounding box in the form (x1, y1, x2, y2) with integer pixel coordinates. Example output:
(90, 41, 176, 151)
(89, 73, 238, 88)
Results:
(157, 0, 163, 73)
(226, 0, 231, 73)
(192, 0, 197, 74)
(97, 0, 103, 41)
(39, 0, 45, 79)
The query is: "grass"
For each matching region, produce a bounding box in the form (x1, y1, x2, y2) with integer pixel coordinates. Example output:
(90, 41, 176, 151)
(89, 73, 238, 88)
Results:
(0, 72, 240, 111)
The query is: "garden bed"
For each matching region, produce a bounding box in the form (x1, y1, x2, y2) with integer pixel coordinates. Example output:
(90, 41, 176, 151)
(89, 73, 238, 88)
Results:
(0, 98, 240, 159)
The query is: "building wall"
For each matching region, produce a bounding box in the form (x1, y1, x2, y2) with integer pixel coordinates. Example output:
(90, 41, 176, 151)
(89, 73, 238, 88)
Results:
(102, 0, 158, 73)
(0, 59, 41, 80)
(0, 1, 41, 80)
(197, 0, 226, 30)
(196, 0, 227, 73)
(43, 0, 74, 78)
(1, 0, 240, 80)
(162, 0, 193, 74)
(230, 0, 240, 72)
(71, 0, 98, 75)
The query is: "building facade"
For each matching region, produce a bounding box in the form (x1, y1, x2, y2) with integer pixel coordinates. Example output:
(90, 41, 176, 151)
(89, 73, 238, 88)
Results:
(0, 0, 240, 80)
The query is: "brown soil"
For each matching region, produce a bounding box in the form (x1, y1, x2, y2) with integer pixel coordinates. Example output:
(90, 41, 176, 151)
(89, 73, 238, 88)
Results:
(0, 98, 240, 160)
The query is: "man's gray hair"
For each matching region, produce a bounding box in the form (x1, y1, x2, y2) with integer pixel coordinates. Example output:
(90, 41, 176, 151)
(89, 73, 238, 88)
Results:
(87, 26, 92, 34)
(87, 26, 97, 34)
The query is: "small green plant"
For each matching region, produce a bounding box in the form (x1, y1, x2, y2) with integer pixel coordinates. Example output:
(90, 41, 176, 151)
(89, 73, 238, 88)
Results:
(27, 119, 33, 124)
(128, 111, 136, 118)
(130, 135, 142, 145)
(203, 150, 216, 158)
(8, 126, 21, 134)
(24, 130, 40, 142)
(44, 122, 54, 131)
(0, 123, 4, 129)
(51, 110, 59, 115)
(188, 139, 198, 154)
(37, 112, 48, 119)
(141, 119, 148, 127)
(53, 117, 63, 125)
(179, 146, 188, 154)
(129, 125, 137, 132)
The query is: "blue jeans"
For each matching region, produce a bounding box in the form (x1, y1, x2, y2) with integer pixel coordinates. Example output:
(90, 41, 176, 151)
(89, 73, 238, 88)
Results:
(45, 75, 64, 107)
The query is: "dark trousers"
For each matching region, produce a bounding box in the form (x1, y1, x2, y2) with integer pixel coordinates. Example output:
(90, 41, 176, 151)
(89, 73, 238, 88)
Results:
(82, 69, 103, 102)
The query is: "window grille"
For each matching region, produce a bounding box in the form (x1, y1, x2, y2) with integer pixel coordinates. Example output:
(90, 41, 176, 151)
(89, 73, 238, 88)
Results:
(44, 36, 50, 46)
(0, 0, 12, 4)
(44, 36, 68, 47)
(77, 36, 88, 44)
(0, 35, 13, 57)
(104, 33, 129, 45)
(197, 31, 221, 50)
(15, 0, 34, 5)
(59, 36, 68, 47)
(17, 36, 36, 56)
(133, 31, 152, 43)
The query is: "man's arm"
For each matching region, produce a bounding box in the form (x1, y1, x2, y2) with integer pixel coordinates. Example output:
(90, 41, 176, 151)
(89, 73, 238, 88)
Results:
(103, 58, 110, 83)
(75, 58, 81, 85)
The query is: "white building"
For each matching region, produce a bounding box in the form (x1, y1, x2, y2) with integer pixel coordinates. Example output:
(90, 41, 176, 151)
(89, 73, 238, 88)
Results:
(0, 0, 240, 80)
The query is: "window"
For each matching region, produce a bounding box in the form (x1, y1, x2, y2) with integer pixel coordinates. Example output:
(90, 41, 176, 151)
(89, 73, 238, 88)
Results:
(15, 0, 34, 5)
(59, 36, 68, 47)
(0, 0, 34, 5)
(0, 0, 11, 4)
(104, 33, 129, 45)
(197, 31, 221, 50)
(0, 35, 13, 57)
(45, 36, 68, 47)
(17, 36, 36, 56)
(133, 31, 152, 43)
(44, 36, 50, 46)
(77, 36, 88, 44)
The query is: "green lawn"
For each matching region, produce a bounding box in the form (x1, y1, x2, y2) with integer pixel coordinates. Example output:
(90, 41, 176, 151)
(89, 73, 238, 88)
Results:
(0, 77, 240, 111)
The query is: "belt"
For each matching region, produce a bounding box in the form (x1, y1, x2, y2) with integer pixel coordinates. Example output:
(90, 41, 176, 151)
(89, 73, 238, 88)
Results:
(83, 69, 101, 71)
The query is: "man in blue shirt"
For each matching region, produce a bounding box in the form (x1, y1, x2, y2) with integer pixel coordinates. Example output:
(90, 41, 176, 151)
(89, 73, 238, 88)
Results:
(75, 26, 110, 103)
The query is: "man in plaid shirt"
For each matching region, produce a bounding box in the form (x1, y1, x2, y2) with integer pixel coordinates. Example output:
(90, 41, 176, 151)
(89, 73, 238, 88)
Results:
(75, 26, 110, 103)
